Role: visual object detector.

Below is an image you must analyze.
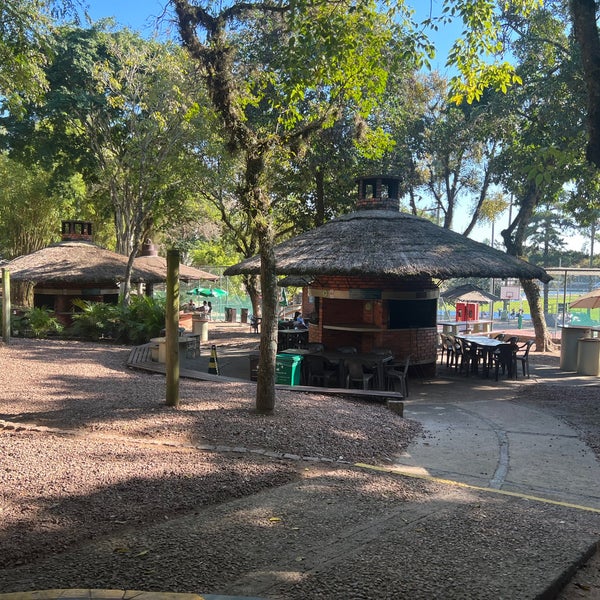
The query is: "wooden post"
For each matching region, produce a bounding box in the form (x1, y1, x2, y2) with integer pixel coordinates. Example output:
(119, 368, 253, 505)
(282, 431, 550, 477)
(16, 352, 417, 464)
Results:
(165, 250, 180, 407)
(2, 268, 10, 344)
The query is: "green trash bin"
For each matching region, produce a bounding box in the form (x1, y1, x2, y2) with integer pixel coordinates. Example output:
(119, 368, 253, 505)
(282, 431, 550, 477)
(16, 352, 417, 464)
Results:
(275, 353, 303, 386)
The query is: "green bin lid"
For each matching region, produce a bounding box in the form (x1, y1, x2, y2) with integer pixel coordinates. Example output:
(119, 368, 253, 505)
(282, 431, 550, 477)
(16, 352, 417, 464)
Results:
(276, 354, 303, 363)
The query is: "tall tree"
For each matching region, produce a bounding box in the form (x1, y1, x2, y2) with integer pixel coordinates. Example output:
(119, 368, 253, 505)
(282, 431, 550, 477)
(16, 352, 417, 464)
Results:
(1, 26, 212, 304)
(0, 0, 78, 112)
(569, 0, 600, 168)
(173, 0, 403, 413)
(493, 1, 587, 349)
(0, 154, 86, 259)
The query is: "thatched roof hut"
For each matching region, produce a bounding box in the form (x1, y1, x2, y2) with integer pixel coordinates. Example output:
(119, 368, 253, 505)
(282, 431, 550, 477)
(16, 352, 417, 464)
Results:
(224, 175, 550, 376)
(133, 255, 218, 283)
(2, 221, 223, 326)
(6, 240, 165, 286)
(224, 209, 550, 283)
(6, 234, 218, 287)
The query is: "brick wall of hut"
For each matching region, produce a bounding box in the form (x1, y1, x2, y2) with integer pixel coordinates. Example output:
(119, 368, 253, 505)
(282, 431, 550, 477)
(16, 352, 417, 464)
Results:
(307, 274, 438, 375)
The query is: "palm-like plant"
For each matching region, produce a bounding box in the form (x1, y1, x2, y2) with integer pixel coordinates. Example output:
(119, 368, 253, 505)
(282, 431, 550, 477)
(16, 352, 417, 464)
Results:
(23, 307, 63, 338)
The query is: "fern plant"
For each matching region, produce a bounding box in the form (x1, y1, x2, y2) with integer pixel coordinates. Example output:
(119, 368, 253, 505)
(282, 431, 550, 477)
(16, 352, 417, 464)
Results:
(70, 300, 120, 341)
(69, 296, 166, 344)
(23, 307, 63, 338)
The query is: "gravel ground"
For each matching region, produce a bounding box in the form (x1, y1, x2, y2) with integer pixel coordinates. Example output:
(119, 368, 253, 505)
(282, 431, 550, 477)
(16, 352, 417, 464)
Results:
(1, 327, 600, 597)
(0, 329, 422, 574)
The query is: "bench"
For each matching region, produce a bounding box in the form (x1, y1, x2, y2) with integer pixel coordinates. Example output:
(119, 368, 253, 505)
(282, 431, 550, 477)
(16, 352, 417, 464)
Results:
(127, 342, 157, 365)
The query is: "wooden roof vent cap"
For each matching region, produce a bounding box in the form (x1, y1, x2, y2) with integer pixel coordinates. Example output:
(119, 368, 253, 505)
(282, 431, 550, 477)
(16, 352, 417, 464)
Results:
(141, 239, 159, 256)
(356, 175, 401, 211)
(61, 220, 93, 241)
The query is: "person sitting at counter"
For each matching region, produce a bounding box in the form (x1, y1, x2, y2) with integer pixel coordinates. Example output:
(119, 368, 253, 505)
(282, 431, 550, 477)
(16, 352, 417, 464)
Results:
(293, 311, 307, 329)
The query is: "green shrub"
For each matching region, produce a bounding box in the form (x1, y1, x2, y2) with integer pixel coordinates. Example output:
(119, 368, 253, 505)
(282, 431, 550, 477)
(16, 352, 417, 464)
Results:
(70, 300, 120, 341)
(69, 296, 166, 344)
(120, 295, 166, 344)
(22, 307, 63, 338)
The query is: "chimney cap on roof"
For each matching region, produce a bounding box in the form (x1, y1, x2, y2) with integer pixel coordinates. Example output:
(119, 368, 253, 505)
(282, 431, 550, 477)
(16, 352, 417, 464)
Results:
(356, 175, 401, 211)
(61, 220, 93, 241)
(141, 239, 159, 257)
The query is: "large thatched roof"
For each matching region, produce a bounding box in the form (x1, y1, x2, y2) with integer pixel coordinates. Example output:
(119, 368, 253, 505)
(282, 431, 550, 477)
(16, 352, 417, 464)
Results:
(224, 210, 551, 283)
(5, 241, 168, 286)
(133, 255, 219, 283)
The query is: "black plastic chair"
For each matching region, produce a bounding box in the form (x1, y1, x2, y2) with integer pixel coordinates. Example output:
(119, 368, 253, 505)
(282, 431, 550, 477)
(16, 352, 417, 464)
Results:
(307, 342, 325, 353)
(385, 355, 410, 397)
(250, 315, 261, 333)
(516, 339, 535, 377)
(456, 338, 479, 376)
(492, 342, 518, 380)
(345, 358, 375, 389)
(185, 334, 201, 359)
(303, 354, 339, 387)
(336, 346, 358, 354)
(443, 334, 458, 369)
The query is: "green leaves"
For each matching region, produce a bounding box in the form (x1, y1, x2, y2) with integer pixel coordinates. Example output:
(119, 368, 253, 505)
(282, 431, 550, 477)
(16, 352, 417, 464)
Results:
(443, 0, 543, 104)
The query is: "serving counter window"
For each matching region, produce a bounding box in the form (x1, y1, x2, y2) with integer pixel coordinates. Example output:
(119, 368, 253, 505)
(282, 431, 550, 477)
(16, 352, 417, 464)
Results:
(388, 299, 437, 329)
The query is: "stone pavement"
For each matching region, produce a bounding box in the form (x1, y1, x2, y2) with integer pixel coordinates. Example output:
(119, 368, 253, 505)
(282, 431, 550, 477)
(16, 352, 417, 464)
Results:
(398, 355, 600, 510)
(183, 340, 600, 597)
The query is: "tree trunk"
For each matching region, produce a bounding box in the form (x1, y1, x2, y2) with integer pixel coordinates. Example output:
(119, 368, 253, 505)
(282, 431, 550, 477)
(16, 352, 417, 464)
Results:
(570, 0, 600, 168)
(121, 249, 137, 307)
(243, 274, 261, 317)
(243, 149, 277, 413)
(10, 281, 34, 309)
(257, 223, 278, 414)
(165, 249, 180, 407)
(521, 278, 555, 352)
(502, 184, 554, 351)
(2, 268, 11, 343)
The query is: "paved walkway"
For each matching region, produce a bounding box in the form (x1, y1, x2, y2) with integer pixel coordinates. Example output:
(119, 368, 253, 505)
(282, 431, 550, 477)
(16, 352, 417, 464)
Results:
(399, 369, 600, 511)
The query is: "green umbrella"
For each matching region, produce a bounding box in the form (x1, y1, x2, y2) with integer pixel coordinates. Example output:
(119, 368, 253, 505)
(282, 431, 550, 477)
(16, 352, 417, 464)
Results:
(187, 287, 228, 297)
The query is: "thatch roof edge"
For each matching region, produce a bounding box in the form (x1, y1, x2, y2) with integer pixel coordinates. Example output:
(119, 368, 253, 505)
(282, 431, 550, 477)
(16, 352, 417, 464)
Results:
(224, 210, 551, 284)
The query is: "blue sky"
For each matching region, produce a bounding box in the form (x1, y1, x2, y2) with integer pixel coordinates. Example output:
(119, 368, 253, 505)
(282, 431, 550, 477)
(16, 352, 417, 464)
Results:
(83, 0, 172, 35)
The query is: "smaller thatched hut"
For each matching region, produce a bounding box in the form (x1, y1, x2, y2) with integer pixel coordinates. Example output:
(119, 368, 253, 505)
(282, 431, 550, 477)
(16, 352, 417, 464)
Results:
(4, 221, 216, 324)
(442, 284, 502, 305)
(133, 240, 218, 287)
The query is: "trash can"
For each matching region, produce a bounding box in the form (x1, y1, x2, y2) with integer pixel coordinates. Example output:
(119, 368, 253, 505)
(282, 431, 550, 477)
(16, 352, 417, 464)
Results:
(249, 354, 259, 381)
(192, 315, 209, 342)
(225, 307, 237, 323)
(275, 353, 303, 386)
(560, 326, 592, 371)
(241, 308, 249, 324)
(577, 338, 600, 376)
